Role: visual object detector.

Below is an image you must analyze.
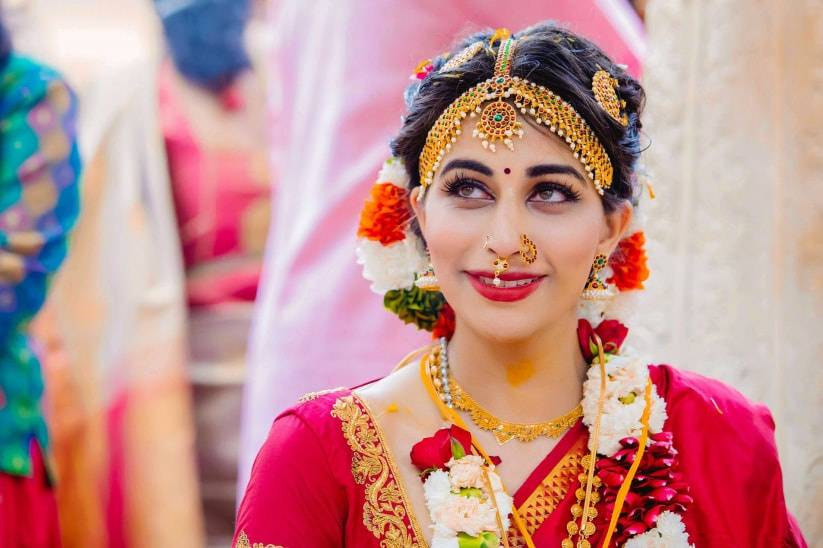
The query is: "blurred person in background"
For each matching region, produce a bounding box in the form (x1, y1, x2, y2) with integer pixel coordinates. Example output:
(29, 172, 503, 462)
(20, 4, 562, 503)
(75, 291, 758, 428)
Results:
(155, 0, 272, 543)
(0, 14, 81, 547)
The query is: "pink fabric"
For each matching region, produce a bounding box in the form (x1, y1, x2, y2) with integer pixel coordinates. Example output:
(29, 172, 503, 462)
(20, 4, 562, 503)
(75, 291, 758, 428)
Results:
(0, 441, 61, 547)
(233, 365, 807, 546)
(159, 63, 269, 309)
(240, 0, 645, 498)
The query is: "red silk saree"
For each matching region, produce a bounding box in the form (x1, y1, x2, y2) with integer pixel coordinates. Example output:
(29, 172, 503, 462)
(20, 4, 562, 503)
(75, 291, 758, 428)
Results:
(233, 364, 807, 547)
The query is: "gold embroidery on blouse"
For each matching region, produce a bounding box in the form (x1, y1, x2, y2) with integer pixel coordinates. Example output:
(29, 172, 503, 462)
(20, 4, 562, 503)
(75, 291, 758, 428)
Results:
(331, 394, 425, 547)
(234, 530, 284, 548)
(298, 386, 346, 403)
(506, 436, 587, 546)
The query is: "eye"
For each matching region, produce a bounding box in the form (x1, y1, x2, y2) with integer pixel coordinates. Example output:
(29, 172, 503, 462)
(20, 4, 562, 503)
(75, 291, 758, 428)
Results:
(529, 182, 581, 204)
(442, 174, 493, 200)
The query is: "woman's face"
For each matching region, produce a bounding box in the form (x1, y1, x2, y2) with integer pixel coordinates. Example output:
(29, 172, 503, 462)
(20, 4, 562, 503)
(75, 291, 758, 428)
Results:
(411, 113, 632, 342)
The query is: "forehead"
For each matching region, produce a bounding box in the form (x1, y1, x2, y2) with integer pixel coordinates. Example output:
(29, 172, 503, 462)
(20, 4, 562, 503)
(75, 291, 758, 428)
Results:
(437, 110, 583, 176)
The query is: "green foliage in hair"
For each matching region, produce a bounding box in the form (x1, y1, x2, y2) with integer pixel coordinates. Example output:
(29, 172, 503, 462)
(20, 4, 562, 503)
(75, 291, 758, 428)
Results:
(383, 286, 445, 331)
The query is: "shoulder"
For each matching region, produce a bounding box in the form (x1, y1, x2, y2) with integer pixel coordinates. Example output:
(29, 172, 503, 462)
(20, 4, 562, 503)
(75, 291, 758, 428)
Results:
(236, 387, 356, 546)
(240, 387, 355, 509)
(648, 363, 778, 454)
(649, 363, 774, 424)
(272, 386, 354, 446)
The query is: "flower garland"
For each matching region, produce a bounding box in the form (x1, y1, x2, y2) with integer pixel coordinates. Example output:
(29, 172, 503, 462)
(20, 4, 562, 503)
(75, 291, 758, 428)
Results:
(413, 321, 694, 547)
(577, 319, 694, 546)
(410, 425, 512, 548)
(355, 156, 651, 339)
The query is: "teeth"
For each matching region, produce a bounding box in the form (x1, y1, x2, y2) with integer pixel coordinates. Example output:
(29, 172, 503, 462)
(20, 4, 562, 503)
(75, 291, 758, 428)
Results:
(480, 277, 537, 288)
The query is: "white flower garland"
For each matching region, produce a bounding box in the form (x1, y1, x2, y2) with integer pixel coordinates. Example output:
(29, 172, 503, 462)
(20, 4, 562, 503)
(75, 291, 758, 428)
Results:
(422, 456, 513, 548)
(578, 332, 691, 546)
(624, 511, 695, 548)
(581, 350, 668, 456)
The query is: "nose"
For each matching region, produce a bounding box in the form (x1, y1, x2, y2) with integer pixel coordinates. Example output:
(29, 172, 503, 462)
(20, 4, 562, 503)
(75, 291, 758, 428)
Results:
(484, 198, 524, 260)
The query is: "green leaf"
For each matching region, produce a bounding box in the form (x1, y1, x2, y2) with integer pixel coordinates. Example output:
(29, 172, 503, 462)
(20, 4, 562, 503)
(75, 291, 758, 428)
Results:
(458, 487, 484, 499)
(457, 532, 499, 548)
(450, 437, 466, 459)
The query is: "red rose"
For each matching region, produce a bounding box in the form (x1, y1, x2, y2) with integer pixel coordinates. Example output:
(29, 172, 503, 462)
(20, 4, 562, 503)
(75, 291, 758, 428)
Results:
(577, 318, 629, 362)
(410, 425, 473, 476)
(431, 303, 455, 340)
(595, 319, 629, 355)
(577, 319, 596, 362)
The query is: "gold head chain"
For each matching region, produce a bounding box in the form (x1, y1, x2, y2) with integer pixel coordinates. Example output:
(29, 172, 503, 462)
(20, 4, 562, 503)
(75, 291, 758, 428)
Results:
(417, 36, 616, 201)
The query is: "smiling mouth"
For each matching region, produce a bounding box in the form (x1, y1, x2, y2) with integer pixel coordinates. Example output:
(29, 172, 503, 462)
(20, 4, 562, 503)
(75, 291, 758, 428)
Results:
(477, 276, 540, 288)
(464, 271, 547, 302)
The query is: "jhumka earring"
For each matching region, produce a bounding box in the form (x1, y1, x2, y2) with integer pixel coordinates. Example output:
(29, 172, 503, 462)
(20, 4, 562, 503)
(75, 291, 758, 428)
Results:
(492, 256, 509, 287)
(581, 253, 614, 301)
(519, 234, 537, 264)
(415, 261, 440, 291)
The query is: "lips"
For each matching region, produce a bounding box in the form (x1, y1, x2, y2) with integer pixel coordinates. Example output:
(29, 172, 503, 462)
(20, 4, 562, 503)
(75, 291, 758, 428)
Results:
(465, 270, 546, 302)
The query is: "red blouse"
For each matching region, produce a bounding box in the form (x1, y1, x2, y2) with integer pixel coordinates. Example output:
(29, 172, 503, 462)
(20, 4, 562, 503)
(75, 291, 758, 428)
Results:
(234, 364, 807, 547)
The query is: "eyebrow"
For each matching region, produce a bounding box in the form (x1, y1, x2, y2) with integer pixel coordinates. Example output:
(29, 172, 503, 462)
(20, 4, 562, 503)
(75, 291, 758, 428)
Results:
(440, 158, 586, 184)
(440, 159, 493, 177)
(526, 163, 586, 183)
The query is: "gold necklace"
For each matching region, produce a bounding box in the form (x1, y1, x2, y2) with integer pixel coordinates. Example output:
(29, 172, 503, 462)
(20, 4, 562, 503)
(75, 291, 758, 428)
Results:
(428, 339, 584, 445)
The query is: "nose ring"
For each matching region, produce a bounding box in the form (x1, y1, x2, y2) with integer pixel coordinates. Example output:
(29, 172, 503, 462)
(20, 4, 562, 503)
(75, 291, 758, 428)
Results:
(492, 256, 509, 287)
(519, 234, 537, 264)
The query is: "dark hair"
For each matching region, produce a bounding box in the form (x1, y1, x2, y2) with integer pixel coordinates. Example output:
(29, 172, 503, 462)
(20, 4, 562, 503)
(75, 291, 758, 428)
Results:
(156, 0, 252, 93)
(392, 21, 646, 213)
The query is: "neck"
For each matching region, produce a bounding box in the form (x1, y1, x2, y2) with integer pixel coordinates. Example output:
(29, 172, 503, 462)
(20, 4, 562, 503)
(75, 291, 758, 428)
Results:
(445, 313, 587, 424)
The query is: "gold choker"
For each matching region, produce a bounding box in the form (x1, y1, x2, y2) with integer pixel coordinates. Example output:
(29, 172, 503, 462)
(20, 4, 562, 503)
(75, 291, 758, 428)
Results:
(427, 341, 583, 445)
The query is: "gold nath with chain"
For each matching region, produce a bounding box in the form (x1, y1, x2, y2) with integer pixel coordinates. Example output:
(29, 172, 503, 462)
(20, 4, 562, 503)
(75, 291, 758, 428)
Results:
(428, 338, 583, 445)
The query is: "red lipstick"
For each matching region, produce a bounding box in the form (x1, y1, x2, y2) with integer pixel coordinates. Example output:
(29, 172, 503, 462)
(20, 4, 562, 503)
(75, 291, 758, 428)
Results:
(465, 270, 546, 302)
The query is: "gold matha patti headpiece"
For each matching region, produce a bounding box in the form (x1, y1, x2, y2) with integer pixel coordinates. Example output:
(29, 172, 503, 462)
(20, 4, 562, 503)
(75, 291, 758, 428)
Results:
(418, 37, 614, 200)
(592, 68, 628, 126)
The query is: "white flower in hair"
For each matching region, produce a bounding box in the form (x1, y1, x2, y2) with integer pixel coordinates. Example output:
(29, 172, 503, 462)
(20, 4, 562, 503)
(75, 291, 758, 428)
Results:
(377, 157, 411, 189)
(356, 236, 427, 294)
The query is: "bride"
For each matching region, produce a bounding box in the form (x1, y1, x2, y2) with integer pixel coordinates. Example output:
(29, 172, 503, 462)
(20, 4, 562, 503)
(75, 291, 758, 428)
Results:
(233, 22, 806, 548)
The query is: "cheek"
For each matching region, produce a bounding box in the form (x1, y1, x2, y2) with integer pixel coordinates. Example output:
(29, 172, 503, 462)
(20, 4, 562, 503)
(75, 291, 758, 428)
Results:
(533, 210, 602, 278)
(420, 203, 484, 263)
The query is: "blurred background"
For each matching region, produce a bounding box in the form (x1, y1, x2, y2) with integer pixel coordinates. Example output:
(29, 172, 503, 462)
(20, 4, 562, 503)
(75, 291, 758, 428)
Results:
(0, 0, 819, 546)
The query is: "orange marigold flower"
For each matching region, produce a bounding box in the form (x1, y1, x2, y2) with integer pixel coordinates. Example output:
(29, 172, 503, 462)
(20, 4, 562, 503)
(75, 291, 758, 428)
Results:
(357, 182, 412, 245)
(607, 231, 650, 291)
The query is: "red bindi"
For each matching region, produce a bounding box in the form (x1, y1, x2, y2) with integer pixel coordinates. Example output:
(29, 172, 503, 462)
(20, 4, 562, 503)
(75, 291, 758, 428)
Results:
(504, 167, 511, 174)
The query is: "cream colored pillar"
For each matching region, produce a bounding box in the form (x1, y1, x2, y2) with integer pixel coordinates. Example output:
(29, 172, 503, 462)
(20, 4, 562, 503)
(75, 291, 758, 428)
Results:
(637, 0, 822, 538)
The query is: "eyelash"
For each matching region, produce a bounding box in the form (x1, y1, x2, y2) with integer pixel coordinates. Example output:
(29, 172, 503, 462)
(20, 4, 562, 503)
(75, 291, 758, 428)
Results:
(442, 173, 582, 203)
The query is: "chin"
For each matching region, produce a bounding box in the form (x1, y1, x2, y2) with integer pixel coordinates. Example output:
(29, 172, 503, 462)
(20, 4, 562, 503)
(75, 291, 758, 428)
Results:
(456, 300, 554, 343)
